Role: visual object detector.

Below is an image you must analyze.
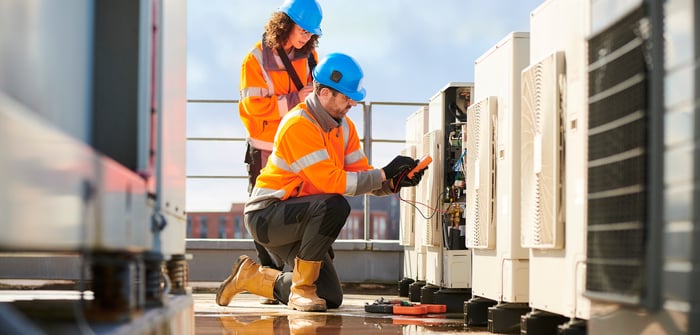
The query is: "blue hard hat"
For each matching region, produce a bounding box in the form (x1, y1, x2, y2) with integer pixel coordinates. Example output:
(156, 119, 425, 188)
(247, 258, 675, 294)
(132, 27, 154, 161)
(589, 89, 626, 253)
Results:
(313, 53, 366, 101)
(279, 0, 323, 36)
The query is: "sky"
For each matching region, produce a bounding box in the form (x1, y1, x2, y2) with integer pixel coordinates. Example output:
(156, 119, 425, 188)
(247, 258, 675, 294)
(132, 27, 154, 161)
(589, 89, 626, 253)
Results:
(185, 0, 544, 212)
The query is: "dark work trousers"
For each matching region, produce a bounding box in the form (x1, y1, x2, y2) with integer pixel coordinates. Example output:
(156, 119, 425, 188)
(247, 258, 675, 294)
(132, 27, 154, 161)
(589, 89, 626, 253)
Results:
(244, 194, 350, 308)
(244, 144, 282, 270)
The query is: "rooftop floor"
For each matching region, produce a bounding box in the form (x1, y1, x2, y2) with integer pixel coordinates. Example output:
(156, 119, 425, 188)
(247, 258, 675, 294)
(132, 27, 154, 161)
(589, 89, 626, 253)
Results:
(0, 280, 496, 334)
(194, 290, 492, 335)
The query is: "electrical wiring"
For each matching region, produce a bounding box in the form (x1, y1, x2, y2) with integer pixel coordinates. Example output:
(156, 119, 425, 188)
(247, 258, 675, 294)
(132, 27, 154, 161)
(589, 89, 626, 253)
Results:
(394, 187, 449, 221)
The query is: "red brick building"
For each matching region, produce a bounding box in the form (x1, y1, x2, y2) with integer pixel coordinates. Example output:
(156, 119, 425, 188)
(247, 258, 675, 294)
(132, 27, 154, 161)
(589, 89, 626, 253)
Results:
(187, 202, 392, 240)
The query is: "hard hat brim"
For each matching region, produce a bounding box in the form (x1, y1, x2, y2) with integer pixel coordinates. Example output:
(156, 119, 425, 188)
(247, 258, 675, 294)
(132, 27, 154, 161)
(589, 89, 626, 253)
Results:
(345, 88, 366, 102)
(298, 23, 322, 36)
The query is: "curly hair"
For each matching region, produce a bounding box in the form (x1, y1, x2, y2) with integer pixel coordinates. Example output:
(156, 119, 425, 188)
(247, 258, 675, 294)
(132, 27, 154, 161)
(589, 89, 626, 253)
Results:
(264, 11, 319, 55)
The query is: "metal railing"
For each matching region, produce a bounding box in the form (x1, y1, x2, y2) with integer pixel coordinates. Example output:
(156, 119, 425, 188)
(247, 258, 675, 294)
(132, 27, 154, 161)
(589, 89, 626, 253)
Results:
(186, 98, 427, 241)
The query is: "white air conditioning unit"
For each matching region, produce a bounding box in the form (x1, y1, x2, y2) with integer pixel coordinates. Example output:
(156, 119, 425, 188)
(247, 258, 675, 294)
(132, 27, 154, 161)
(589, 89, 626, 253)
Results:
(407, 106, 430, 281)
(469, 31, 531, 303)
(465, 96, 498, 249)
(526, 0, 590, 321)
(421, 129, 443, 248)
(521, 51, 566, 249)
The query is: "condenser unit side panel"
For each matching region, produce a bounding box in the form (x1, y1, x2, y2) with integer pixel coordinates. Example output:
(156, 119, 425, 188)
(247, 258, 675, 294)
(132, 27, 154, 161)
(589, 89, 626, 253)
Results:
(405, 106, 429, 144)
(473, 251, 529, 303)
(413, 124, 429, 253)
(501, 259, 530, 302)
(426, 246, 442, 286)
(528, 252, 589, 316)
(472, 251, 499, 299)
(474, 32, 531, 102)
(502, 35, 532, 258)
(403, 248, 418, 279)
(416, 249, 427, 281)
(428, 94, 444, 134)
(400, 145, 417, 247)
(403, 107, 428, 250)
(443, 249, 471, 289)
(533, 253, 590, 320)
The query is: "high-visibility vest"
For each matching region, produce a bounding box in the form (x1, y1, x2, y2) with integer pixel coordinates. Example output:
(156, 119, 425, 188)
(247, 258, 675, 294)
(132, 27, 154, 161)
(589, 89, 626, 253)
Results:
(239, 41, 317, 151)
(245, 98, 389, 213)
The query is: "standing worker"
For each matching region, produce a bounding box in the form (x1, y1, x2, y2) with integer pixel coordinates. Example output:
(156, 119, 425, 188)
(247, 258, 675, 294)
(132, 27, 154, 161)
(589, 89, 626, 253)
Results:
(217, 53, 426, 312)
(238, 0, 322, 303)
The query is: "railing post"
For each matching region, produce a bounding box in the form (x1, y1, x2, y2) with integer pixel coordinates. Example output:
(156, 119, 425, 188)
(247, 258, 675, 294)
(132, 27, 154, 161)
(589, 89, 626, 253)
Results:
(363, 102, 372, 241)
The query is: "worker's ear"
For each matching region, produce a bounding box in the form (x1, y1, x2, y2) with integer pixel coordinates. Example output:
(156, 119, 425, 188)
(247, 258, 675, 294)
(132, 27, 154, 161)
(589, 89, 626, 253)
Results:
(320, 86, 335, 98)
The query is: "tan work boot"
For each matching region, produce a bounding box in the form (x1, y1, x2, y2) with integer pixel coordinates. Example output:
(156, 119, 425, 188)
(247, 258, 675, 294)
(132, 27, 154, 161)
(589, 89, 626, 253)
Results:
(259, 267, 280, 304)
(216, 255, 281, 306)
(288, 314, 327, 334)
(288, 257, 326, 312)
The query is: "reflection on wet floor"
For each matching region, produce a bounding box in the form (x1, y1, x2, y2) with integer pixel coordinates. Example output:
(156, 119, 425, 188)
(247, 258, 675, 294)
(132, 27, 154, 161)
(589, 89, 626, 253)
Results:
(197, 313, 485, 334)
(193, 293, 493, 334)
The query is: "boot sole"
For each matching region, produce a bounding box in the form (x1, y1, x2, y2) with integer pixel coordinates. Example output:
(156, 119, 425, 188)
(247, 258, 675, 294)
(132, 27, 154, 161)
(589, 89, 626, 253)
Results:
(215, 255, 249, 306)
(288, 302, 327, 312)
(259, 298, 279, 305)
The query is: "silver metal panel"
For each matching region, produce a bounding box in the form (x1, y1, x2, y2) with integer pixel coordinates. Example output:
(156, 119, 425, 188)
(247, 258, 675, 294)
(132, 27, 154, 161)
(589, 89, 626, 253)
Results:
(93, 156, 151, 251)
(0, 0, 93, 141)
(0, 92, 150, 251)
(0, 93, 95, 250)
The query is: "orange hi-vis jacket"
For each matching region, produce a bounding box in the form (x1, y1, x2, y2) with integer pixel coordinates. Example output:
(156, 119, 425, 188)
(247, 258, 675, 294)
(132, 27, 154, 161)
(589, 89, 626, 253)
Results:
(245, 94, 393, 213)
(239, 40, 318, 151)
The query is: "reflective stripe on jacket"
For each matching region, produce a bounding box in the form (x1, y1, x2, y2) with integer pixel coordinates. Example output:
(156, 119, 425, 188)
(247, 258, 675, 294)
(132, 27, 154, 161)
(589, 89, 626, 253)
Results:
(245, 94, 392, 213)
(239, 41, 317, 151)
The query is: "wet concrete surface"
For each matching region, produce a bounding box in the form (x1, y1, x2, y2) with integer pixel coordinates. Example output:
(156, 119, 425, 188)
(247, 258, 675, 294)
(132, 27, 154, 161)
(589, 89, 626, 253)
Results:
(194, 292, 494, 334)
(0, 280, 497, 334)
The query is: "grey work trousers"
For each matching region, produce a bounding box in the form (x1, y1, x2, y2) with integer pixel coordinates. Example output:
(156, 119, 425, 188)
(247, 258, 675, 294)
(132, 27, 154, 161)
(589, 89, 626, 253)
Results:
(245, 145, 283, 271)
(244, 193, 350, 308)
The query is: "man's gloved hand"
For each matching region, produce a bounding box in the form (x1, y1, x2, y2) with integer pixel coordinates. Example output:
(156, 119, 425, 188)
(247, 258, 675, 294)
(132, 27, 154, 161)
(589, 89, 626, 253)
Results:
(391, 161, 426, 192)
(395, 165, 426, 187)
(382, 155, 417, 181)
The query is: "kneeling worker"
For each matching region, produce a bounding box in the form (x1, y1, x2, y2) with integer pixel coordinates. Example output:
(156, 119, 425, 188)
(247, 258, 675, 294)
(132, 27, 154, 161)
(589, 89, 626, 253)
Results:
(216, 52, 426, 312)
